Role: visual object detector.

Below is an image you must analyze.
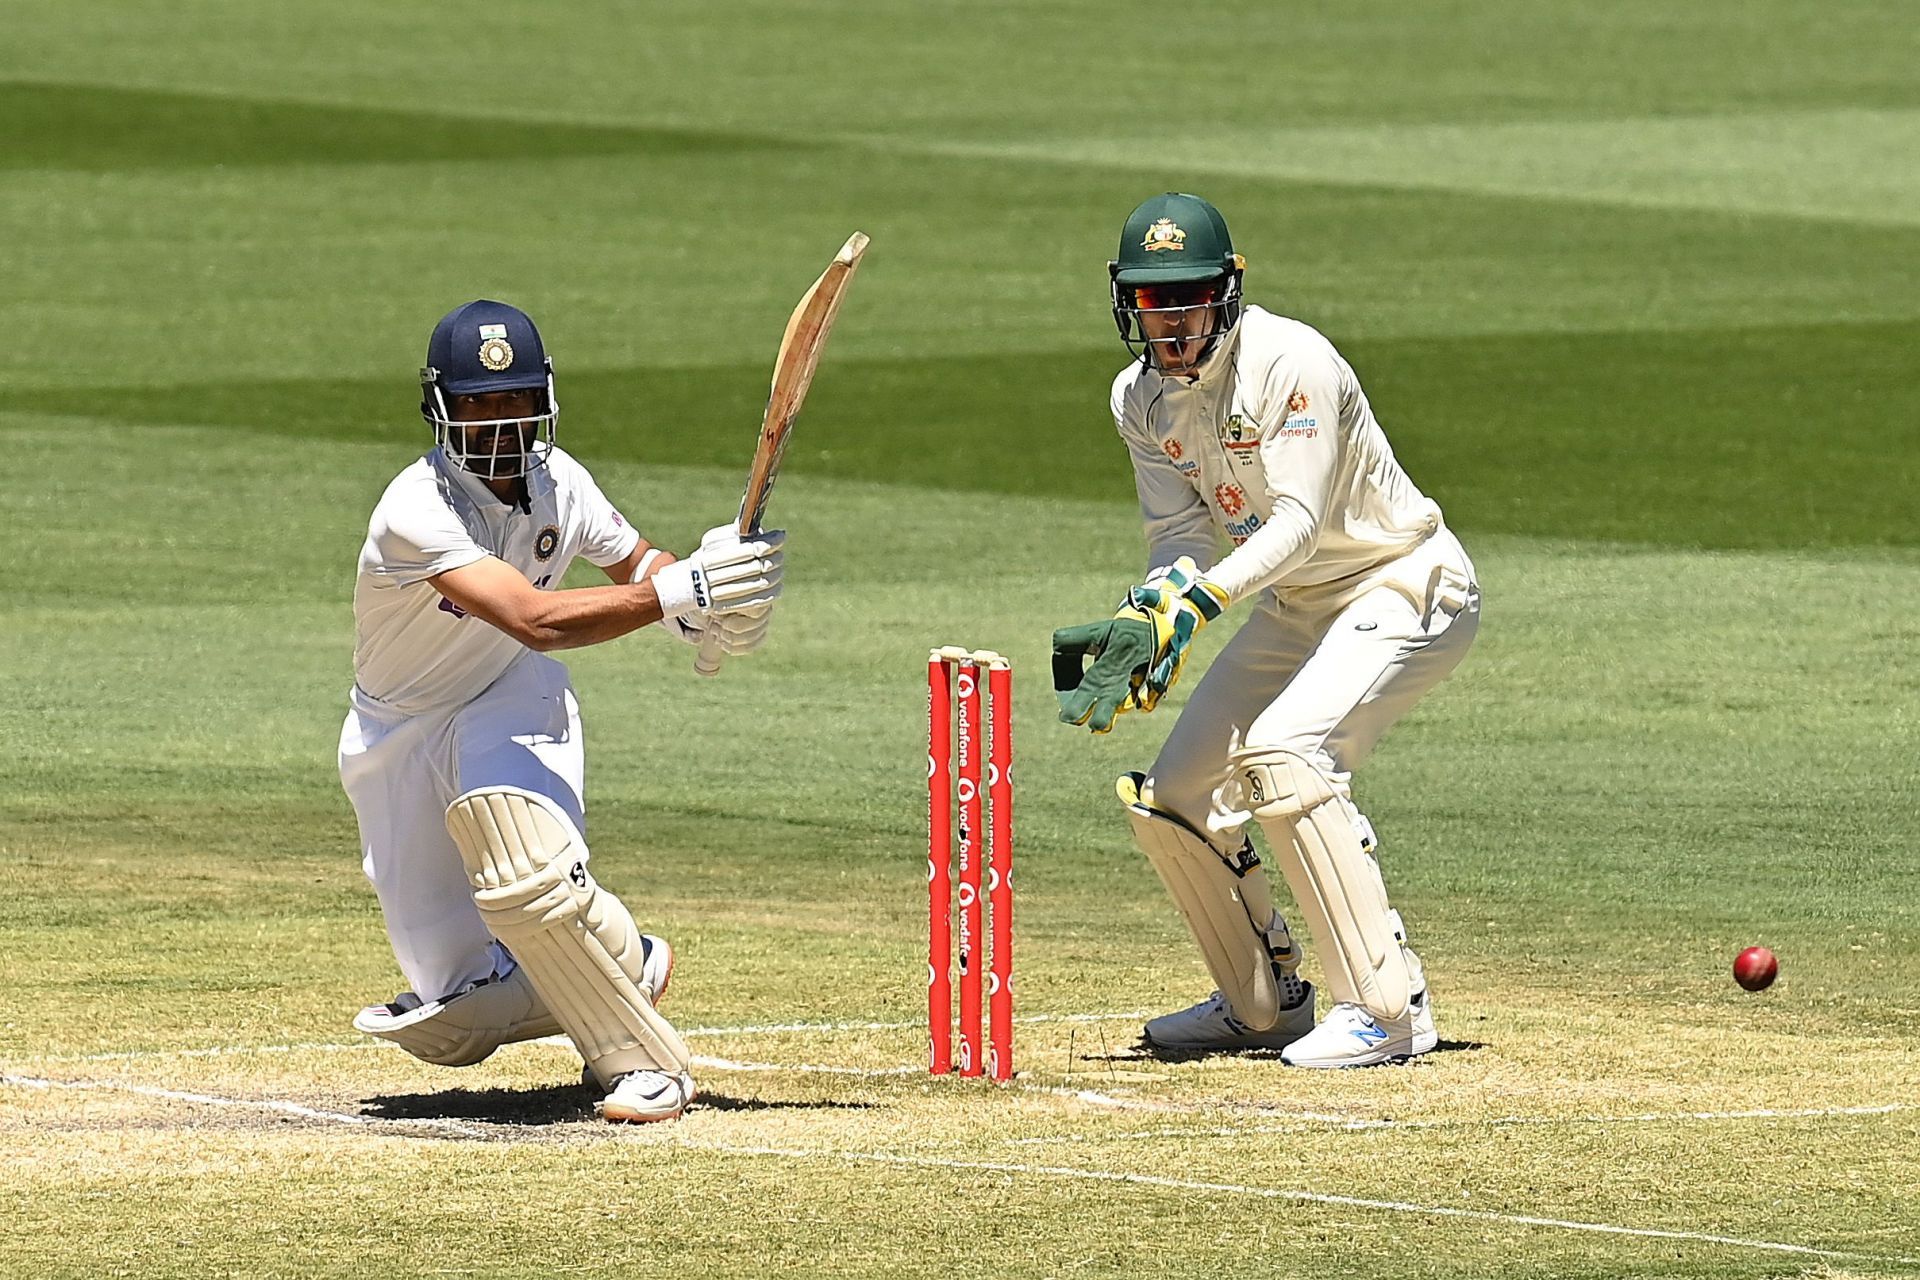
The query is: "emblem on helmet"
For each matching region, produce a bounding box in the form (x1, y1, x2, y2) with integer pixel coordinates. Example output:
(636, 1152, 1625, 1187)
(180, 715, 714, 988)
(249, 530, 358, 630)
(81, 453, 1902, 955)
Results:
(477, 323, 514, 372)
(1141, 218, 1186, 252)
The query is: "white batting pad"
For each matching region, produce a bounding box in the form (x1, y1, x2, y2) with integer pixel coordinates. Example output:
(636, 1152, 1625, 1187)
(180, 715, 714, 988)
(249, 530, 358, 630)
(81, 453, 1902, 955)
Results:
(445, 786, 690, 1088)
(352, 964, 563, 1067)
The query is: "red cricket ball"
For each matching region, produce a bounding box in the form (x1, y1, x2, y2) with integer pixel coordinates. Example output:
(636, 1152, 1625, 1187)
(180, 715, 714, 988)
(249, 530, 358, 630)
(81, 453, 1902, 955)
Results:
(1733, 946, 1778, 992)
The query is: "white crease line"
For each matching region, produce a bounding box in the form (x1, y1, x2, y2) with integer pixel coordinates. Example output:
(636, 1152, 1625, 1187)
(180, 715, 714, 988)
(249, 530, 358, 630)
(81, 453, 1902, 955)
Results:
(692, 1055, 920, 1078)
(1, 1073, 489, 1140)
(26, 1009, 1152, 1065)
(1008, 1102, 1916, 1145)
(693, 1142, 1919, 1266)
(12, 1075, 1912, 1263)
(680, 1010, 1151, 1037)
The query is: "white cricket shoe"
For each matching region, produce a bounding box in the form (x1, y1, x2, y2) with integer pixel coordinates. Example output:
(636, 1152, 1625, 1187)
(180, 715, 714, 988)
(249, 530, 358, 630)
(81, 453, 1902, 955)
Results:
(1280, 985, 1437, 1069)
(637, 934, 674, 1005)
(596, 1069, 697, 1124)
(1143, 982, 1317, 1051)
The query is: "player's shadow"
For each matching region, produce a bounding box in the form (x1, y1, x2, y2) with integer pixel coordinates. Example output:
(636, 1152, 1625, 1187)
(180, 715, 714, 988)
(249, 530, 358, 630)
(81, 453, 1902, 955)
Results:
(1123, 1034, 1487, 1064)
(362, 1083, 876, 1127)
(364, 1083, 597, 1126)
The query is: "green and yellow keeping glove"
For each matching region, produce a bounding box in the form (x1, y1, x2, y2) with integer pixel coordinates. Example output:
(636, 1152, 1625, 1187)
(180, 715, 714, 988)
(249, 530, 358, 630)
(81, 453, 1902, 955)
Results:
(1119, 557, 1230, 711)
(1051, 557, 1230, 733)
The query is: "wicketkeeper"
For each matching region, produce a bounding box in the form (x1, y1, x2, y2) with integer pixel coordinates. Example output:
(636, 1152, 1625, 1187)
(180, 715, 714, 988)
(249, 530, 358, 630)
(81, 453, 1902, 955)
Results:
(1052, 194, 1481, 1067)
(341, 300, 782, 1121)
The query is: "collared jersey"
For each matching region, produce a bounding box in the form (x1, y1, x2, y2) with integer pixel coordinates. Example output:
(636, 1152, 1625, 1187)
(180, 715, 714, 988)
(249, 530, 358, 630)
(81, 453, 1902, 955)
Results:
(1111, 306, 1442, 603)
(351, 445, 640, 716)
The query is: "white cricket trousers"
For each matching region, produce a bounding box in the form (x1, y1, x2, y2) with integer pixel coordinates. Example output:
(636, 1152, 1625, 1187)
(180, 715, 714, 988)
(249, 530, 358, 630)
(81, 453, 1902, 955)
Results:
(1145, 527, 1481, 847)
(339, 652, 587, 1003)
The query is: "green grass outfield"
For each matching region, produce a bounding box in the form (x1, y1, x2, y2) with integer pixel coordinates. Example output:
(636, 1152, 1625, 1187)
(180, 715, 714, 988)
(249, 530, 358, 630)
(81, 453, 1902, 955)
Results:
(4, 3, 1919, 1276)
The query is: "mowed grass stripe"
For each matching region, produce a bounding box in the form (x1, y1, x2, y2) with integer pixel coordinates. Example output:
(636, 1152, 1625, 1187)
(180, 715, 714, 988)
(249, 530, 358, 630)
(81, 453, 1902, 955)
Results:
(0, 80, 808, 172)
(8, 0, 1920, 137)
(5, 125, 1920, 392)
(15, 316, 1918, 549)
(10, 79, 1918, 228)
(854, 107, 1920, 228)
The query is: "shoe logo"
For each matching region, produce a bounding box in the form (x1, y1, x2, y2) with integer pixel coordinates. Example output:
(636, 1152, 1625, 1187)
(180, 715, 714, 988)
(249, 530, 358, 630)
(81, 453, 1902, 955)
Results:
(1351, 1020, 1389, 1045)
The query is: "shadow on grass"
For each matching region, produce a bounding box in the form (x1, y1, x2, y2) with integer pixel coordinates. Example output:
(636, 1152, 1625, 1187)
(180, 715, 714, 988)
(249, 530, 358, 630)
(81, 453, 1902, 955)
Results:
(364, 1082, 596, 1126)
(1117, 1035, 1488, 1065)
(362, 1083, 876, 1126)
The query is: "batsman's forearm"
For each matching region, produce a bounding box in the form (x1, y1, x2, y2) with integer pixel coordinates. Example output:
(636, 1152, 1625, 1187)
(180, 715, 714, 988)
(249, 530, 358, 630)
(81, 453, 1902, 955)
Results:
(515, 583, 667, 651)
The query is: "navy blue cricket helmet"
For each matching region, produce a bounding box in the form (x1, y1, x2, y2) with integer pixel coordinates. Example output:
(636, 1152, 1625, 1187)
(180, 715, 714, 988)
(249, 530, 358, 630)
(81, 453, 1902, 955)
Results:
(420, 299, 559, 478)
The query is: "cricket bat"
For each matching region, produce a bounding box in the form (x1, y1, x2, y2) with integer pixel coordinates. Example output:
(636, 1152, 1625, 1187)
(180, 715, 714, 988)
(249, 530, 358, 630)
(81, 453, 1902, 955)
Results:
(694, 230, 870, 676)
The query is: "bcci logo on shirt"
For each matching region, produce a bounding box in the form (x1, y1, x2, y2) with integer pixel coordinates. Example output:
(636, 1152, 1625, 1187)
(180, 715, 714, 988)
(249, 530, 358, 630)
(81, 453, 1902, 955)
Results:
(535, 525, 560, 561)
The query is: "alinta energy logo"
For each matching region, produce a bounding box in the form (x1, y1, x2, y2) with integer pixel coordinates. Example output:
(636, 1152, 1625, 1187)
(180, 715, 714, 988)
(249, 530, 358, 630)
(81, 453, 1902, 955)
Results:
(1286, 390, 1310, 415)
(1161, 436, 1184, 462)
(1216, 483, 1247, 517)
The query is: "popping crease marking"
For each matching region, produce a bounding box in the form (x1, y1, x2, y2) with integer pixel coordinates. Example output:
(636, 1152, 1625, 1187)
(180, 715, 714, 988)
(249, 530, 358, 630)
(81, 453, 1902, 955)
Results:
(1007, 1102, 1917, 1145)
(689, 1142, 1920, 1266)
(0, 1073, 490, 1140)
(7, 1075, 1915, 1263)
(23, 1009, 1155, 1064)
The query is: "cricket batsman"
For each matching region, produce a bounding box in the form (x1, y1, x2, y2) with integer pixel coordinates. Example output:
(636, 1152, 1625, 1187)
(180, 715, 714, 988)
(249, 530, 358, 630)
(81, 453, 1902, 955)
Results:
(1052, 194, 1481, 1067)
(341, 300, 783, 1121)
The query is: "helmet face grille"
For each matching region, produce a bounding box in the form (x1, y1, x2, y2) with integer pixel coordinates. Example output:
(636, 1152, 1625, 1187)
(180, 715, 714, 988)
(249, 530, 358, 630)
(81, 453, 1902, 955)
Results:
(421, 365, 560, 479)
(1111, 270, 1244, 371)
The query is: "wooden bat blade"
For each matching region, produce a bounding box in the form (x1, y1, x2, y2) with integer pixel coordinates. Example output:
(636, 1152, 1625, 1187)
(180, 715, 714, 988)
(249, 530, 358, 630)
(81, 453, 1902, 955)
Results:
(694, 231, 869, 678)
(736, 231, 868, 535)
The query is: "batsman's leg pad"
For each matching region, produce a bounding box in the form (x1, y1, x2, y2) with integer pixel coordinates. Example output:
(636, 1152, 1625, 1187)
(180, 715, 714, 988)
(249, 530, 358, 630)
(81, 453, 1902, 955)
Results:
(351, 964, 563, 1067)
(445, 786, 691, 1089)
(1231, 748, 1412, 1021)
(1118, 772, 1302, 1033)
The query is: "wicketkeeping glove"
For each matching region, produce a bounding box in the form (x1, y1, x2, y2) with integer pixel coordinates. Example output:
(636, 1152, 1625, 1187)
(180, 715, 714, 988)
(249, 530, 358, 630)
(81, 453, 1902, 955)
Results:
(1115, 556, 1229, 712)
(1050, 557, 1230, 732)
(1052, 617, 1154, 734)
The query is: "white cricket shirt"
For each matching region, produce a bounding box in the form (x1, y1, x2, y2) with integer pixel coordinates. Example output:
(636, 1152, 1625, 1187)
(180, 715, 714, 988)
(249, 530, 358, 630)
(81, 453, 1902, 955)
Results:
(1112, 306, 1443, 603)
(350, 445, 640, 716)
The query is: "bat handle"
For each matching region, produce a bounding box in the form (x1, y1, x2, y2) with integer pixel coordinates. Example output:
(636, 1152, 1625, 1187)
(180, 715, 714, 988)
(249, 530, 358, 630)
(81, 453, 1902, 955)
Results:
(693, 626, 725, 678)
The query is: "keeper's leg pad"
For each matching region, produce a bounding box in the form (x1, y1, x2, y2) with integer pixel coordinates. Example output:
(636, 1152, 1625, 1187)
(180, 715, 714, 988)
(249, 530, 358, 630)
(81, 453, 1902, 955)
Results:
(352, 964, 563, 1067)
(445, 786, 690, 1089)
(1231, 748, 1412, 1021)
(1118, 772, 1303, 1033)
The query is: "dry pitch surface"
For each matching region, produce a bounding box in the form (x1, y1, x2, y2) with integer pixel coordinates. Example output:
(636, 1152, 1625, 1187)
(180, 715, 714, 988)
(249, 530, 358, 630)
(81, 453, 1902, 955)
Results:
(5, 980, 1918, 1277)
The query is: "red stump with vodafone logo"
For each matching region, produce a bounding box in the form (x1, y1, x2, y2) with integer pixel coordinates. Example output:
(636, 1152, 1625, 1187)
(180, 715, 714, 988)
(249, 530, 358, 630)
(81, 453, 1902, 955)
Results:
(928, 647, 1013, 1082)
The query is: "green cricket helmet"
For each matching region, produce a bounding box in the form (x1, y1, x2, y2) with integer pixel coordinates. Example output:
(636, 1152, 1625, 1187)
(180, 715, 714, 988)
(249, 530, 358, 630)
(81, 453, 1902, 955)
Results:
(1109, 192, 1246, 369)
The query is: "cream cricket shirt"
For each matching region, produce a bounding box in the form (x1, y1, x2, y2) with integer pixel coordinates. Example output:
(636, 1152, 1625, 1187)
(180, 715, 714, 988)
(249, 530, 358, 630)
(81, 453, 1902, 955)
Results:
(351, 445, 640, 716)
(1112, 306, 1443, 604)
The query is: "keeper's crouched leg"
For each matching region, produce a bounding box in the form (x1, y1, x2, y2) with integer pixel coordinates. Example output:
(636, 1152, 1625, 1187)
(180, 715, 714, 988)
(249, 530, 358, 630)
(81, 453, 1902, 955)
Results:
(443, 787, 691, 1092)
(1230, 747, 1413, 1022)
(1119, 772, 1311, 1040)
